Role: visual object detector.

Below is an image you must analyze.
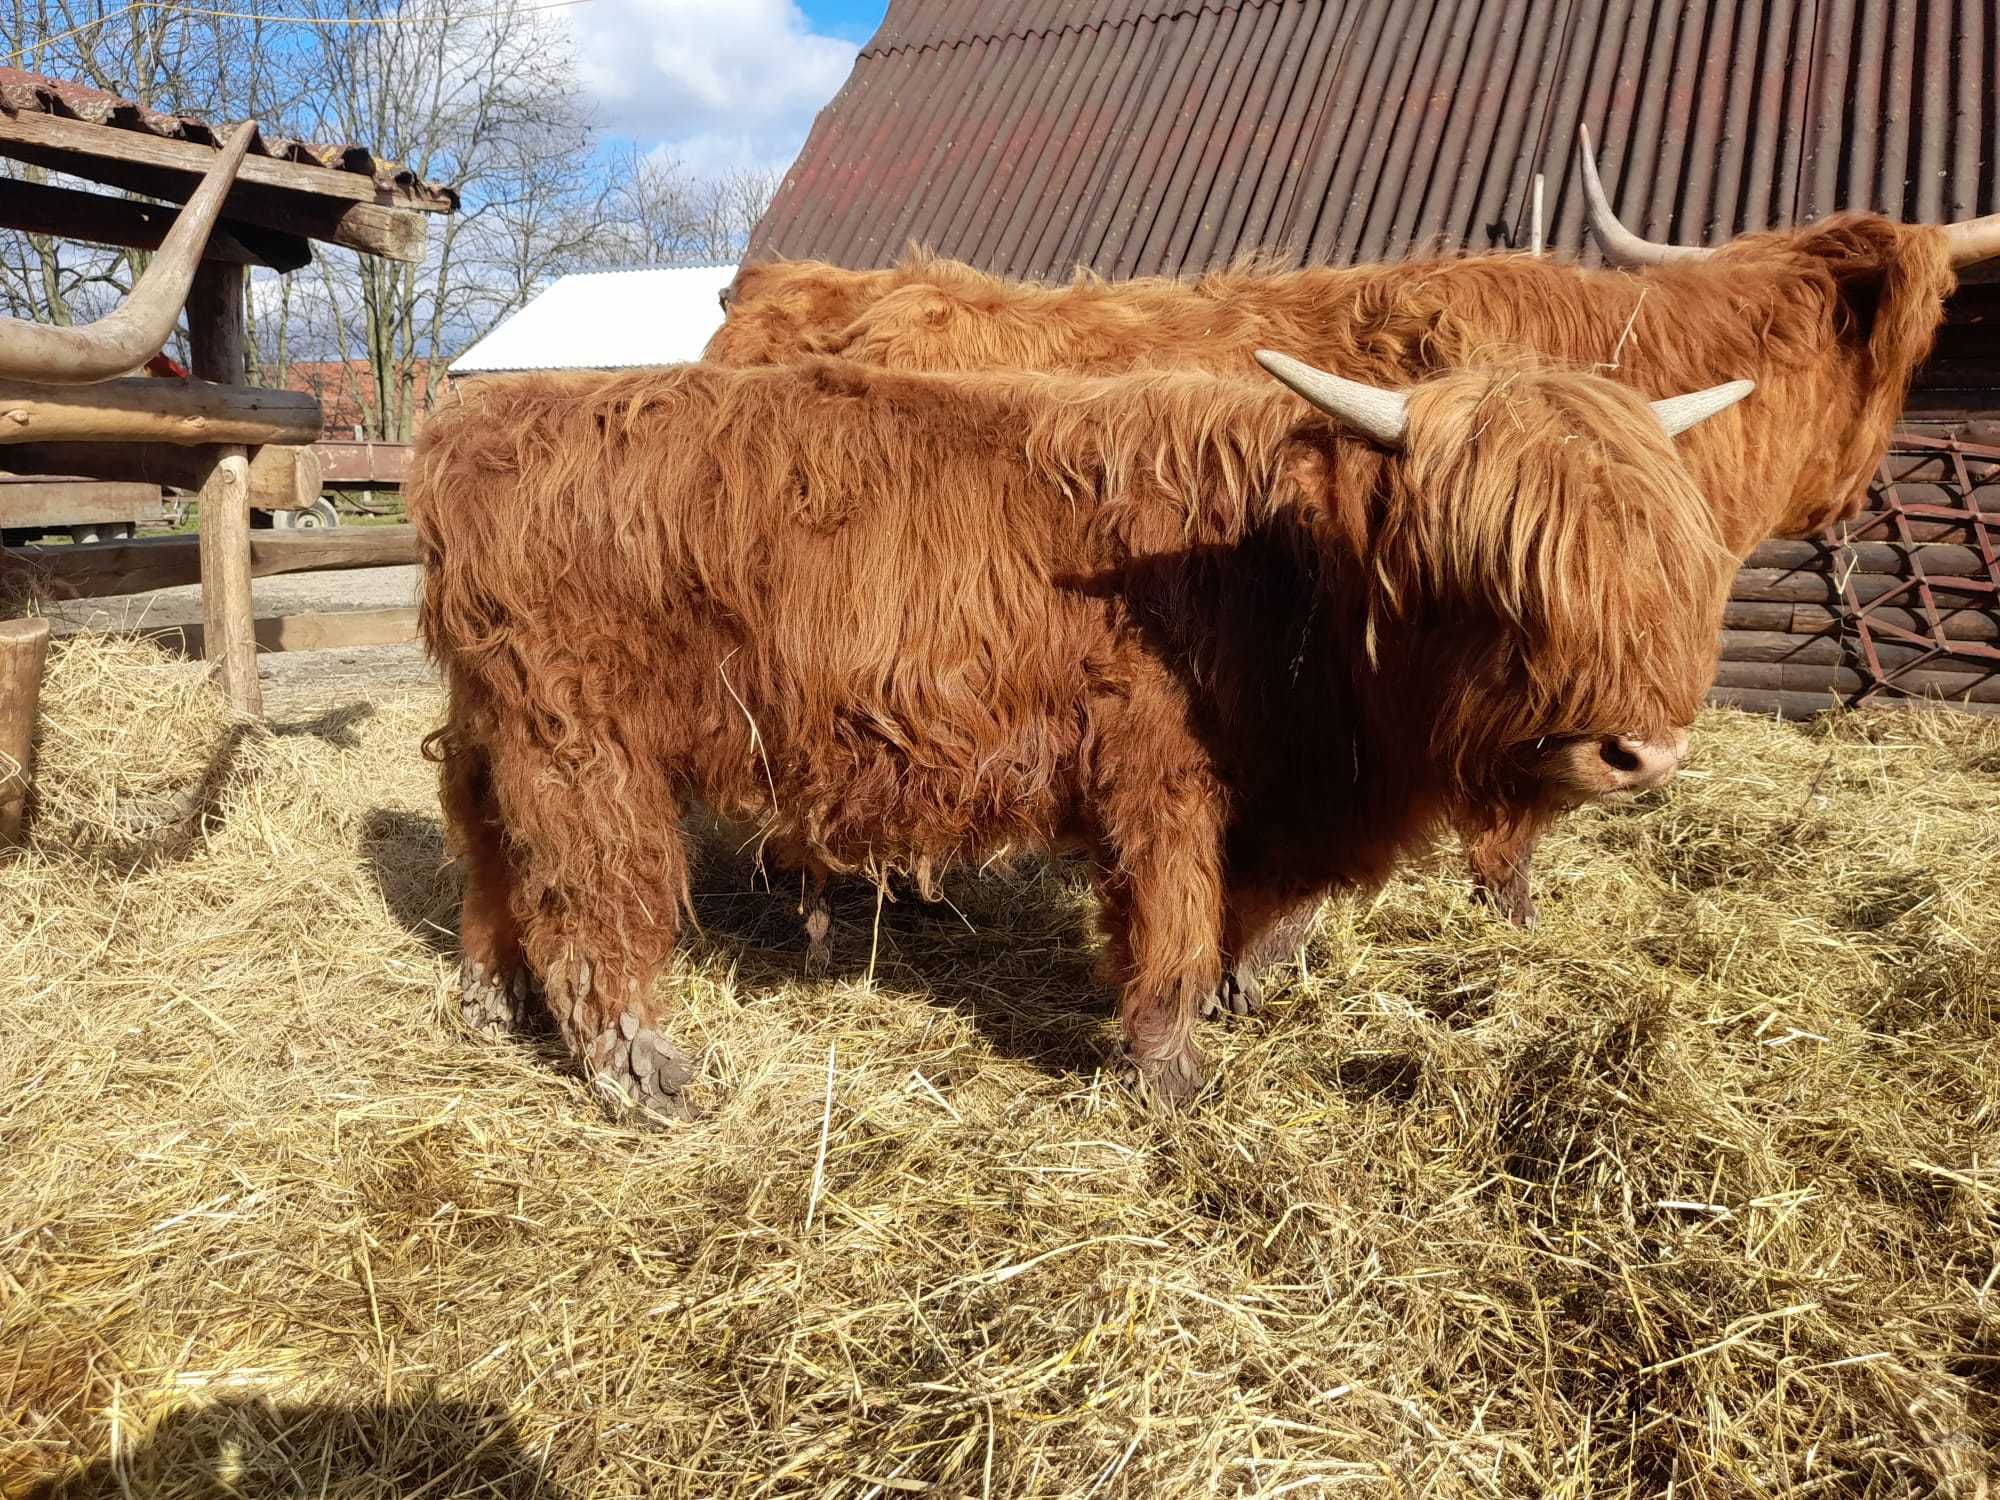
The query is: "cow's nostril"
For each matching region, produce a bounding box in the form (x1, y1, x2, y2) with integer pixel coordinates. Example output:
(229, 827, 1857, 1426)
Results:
(1600, 737, 1643, 775)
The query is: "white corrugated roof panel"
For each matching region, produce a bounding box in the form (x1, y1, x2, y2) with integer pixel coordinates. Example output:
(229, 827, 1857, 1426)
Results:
(448, 265, 733, 374)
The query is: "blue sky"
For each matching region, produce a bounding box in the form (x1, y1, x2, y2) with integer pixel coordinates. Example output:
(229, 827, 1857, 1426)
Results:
(569, 0, 889, 177)
(797, 1, 888, 43)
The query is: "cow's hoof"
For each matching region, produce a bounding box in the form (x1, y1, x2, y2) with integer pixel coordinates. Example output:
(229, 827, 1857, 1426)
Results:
(1473, 877, 1538, 929)
(460, 959, 541, 1039)
(585, 1014, 697, 1125)
(1202, 965, 1265, 1020)
(1117, 1044, 1207, 1111)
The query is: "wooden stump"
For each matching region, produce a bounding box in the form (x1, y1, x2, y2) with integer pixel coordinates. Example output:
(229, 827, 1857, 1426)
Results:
(0, 616, 51, 847)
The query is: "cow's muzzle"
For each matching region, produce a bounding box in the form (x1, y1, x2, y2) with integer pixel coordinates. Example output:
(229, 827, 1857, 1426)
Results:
(1588, 730, 1688, 794)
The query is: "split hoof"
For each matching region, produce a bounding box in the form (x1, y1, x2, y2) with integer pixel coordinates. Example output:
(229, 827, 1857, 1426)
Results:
(1472, 875, 1538, 929)
(585, 1013, 697, 1126)
(459, 960, 542, 1039)
(1201, 965, 1266, 1021)
(1117, 1044, 1208, 1111)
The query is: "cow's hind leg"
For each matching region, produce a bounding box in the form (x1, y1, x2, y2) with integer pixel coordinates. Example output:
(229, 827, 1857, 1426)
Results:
(438, 737, 541, 1038)
(1207, 886, 1319, 1020)
(490, 734, 698, 1124)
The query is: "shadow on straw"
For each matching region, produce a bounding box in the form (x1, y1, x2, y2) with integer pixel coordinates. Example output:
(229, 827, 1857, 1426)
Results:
(27, 1392, 566, 1499)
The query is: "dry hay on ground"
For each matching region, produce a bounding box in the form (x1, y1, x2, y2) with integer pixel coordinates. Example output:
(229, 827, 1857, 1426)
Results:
(2, 637, 1996, 1499)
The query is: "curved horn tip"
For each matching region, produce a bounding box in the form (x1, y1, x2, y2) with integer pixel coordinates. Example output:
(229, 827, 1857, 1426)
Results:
(1255, 349, 1409, 448)
(1650, 378, 1755, 438)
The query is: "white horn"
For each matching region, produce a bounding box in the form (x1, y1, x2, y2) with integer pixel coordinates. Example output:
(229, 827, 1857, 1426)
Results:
(1255, 350, 1408, 448)
(1650, 379, 1754, 437)
(0, 120, 258, 384)
(1939, 211, 2000, 268)
(1578, 125, 1713, 267)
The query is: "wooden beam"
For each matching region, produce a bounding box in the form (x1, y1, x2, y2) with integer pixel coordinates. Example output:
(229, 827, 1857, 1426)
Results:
(133, 605, 420, 657)
(188, 260, 261, 716)
(1710, 685, 2000, 720)
(0, 443, 321, 510)
(0, 109, 451, 210)
(0, 377, 322, 447)
(0, 478, 163, 529)
(0, 178, 311, 272)
(0, 113, 431, 262)
(2, 524, 420, 600)
(0, 617, 51, 847)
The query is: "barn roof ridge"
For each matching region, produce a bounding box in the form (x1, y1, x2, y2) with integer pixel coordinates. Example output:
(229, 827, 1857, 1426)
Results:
(860, 0, 1286, 61)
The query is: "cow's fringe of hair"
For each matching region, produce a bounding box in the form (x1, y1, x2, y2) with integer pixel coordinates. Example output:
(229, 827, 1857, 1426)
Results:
(713, 217, 1956, 556)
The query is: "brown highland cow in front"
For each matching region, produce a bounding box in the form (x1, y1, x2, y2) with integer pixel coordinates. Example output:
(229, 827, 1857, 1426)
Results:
(412, 353, 1746, 1121)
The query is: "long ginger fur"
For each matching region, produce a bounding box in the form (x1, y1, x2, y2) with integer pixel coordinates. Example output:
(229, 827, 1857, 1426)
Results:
(710, 223, 1956, 556)
(414, 356, 1732, 1101)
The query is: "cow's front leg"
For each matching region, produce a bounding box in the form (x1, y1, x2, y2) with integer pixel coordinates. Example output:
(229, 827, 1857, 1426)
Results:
(1095, 761, 1227, 1110)
(1462, 804, 1552, 928)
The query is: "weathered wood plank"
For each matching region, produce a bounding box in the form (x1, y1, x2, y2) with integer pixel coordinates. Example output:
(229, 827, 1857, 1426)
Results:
(1729, 569, 1997, 606)
(0, 108, 449, 211)
(1710, 685, 2000, 720)
(0, 443, 320, 510)
(133, 605, 419, 657)
(0, 178, 310, 271)
(0, 116, 429, 262)
(1721, 601, 2000, 641)
(2, 525, 420, 599)
(1712, 659, 2000, 703)
(1741, 539, 1991, 577)
(0, 377, 321, 447)
(0, 616, 50, 846)
(0, 478, 164, 529)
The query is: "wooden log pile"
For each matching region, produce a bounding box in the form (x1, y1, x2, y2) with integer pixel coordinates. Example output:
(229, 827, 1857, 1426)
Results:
(1711, 435, 2000, 720)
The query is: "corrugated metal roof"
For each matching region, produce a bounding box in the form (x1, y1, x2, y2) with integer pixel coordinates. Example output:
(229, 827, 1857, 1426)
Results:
(449, 266, 734, 375)
(748, 0, 1999, 280)
(0, 67, 458, 210)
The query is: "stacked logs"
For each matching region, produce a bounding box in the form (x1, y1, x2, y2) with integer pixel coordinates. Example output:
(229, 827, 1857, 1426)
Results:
(1710, 436, 2000, 720)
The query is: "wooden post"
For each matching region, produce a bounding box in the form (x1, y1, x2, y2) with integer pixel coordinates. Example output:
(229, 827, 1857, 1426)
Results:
(186, 260, 262, 716)
(0, 617, 51, 847)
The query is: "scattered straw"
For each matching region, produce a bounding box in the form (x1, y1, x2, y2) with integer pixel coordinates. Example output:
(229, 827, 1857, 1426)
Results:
(2, 636, 1996, 1497)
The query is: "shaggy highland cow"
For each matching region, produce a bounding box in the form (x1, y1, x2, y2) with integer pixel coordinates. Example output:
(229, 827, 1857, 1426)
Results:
(707, 131, 1996, 948)
(413, 351, 1748, 1121)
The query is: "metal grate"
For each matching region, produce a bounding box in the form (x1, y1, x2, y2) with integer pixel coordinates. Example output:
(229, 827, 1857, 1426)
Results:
(1837, 434, 2000, 709)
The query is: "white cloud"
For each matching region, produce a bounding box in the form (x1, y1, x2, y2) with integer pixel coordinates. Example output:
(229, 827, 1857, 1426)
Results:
(570, 0, 857, 174)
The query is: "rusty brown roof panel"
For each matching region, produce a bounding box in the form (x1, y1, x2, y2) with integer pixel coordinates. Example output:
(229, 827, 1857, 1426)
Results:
(747, 0, 2000, 280)
(0, 67, 456, 210)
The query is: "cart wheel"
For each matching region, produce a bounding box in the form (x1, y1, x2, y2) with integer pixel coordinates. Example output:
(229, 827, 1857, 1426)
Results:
(283, 498, 341, 530)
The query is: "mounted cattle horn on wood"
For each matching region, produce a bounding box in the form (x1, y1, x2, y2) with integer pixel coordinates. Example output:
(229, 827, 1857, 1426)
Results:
(0, 120, 258, 384)
(1577, 124, 2000, 269)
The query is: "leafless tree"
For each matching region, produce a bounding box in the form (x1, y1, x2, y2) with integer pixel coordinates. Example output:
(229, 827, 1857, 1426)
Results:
(600, 143, 777, 267)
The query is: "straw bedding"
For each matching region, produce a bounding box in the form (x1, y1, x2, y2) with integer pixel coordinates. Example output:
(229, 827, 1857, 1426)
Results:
(2, 637, 1995, 1498)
